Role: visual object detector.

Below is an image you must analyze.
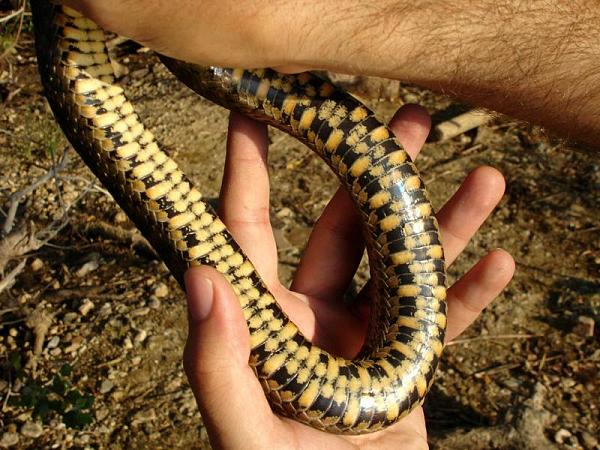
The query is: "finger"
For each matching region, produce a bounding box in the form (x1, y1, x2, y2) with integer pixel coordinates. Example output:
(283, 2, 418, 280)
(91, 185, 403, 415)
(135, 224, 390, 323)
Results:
(183, 266, 276, 448)
(291, 104, 431, 300)
(290, 187, 363, 299)
(438, 166, 506, 266)
(388, 103, 431, 160)
(219, 112, 278, 284)
(445, 249, 515, 342)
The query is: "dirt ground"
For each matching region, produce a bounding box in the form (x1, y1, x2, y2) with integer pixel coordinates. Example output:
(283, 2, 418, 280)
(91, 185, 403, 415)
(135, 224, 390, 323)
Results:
(0, 27, 599, 450)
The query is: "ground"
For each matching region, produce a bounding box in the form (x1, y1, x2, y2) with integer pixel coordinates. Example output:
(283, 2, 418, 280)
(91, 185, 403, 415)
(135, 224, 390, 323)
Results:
(0, 26, 599, 450)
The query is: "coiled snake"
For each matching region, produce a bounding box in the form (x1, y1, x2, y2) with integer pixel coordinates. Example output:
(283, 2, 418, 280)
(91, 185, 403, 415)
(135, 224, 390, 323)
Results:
(31, 1, 447, 434)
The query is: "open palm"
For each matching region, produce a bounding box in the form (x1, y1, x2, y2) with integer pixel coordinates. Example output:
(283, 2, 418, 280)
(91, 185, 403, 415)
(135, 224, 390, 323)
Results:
(183, 105, 515, 449)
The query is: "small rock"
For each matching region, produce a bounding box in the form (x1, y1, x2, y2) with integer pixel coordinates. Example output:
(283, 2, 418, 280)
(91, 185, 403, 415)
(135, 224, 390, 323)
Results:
(0, 432, 19, 447)
(123, 337, 133, 350)
(148, 297, 160, 309)
(99, 380, 114, 394)
(134, 330, 147, 344)
(8, 328, 17, 337)
(95, 408, 110, 422)
(30, 258, 44, 272)
(114, 211, 128, 223)
(153, 283, 169, 298)
(62, 312, 79, 324)
(132, 307, 150, 317)
(75, 260, 99, 278)
(46, 336, 60, 349)
(276, 207, 293, 219)
(572, 316, 595, 337)
(99, 303, 112, 317)
(131, 408, 156, 426)
(20, 422, 43, 439)
(580, 431, 598, 450)
(131, 356, 142, 365)
(554, 428, 572, 444)
(78, 299, 94, 316)
(49, 348, 62, 356)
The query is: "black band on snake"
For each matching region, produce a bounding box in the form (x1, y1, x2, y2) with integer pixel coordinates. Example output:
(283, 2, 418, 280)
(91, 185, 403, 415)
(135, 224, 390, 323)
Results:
(31, 1, 447, 434)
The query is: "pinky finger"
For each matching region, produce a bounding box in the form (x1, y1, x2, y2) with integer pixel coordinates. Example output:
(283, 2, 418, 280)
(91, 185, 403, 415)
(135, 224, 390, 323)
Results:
(445, 249, 515, 342)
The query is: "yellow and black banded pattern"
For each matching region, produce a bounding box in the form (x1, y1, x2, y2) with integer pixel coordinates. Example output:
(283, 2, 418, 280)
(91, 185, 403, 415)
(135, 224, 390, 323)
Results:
(32, 1, 447, 434)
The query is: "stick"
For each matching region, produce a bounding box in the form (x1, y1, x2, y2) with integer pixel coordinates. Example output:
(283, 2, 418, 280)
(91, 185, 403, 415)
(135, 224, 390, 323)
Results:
(447, 333, 540, 346)
(1, 147, 70, 236)
(428, 109, 492, 142)
(0, 258, 26, 294)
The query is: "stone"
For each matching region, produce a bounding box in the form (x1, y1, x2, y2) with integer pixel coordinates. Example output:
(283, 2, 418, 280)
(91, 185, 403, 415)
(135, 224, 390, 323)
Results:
(78, 299, 94, 316)
(131, 409, 156, 426)
(20, 422, 43, 439)
(75, 260, 99, 278)
(134, 330, 147, 344)
(153, 283, 169, 298)
(554, 429, 572, 444)
(579, 431, 598, 450)
(114, 211, 128, 223)
(30, 258, 44, 271)
(0, 432, 19, 447)
(99, 380, 114, 394)
(46, 336, 60, 349)
(572, 316, 595, 337)
(148, 297, 160, 309)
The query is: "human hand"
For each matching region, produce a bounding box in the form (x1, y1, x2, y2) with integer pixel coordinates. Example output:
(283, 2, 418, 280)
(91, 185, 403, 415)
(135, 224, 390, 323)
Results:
(183, 105, 515, 449)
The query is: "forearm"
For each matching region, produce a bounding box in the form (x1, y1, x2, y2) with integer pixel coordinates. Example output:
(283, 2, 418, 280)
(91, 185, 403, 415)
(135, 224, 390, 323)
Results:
(65, 0, 600, 145)
(294, 1, 600, 145)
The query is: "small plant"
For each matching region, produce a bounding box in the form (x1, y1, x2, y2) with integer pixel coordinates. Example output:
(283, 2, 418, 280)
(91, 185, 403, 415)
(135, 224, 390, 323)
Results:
(4, 354, 95, 429)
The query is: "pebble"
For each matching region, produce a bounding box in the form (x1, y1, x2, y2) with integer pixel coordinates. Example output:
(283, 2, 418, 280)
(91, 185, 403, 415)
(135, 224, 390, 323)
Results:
(62, 312, 79, 324)
(572, 316, 595, 337)
(148, 297, 161, 309)
(78, 299, 94, 316)
(131, 356, 142, 366)
(276, 207, 293, 219)
(95, 407, 110, 422)
(554, 428, 572, 444)
(134, 330, 148, 344)
(75, 260, 99, 278)
(153, 283, 169, 298)
(132, 307, 150, 317)
(30, 258, 44, 271)
(123, 337, 133, 350)
(20, 422, 43, 439)
(0, 432, 19, 447)
(47, 336, 60, 349)
(99, 380, 114, 394)
(131, 408, 156, 426)
(49, 348, 62, 356)
(114, 211, 128, 223)
(579, 431, 598, 450)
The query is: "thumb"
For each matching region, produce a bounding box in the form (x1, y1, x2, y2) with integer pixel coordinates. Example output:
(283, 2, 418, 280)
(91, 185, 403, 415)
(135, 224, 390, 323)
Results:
(183, 266, 275, 448)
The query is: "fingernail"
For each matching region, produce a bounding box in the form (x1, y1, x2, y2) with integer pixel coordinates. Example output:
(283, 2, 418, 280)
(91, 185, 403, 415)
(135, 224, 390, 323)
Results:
(185, 272, 214, 321)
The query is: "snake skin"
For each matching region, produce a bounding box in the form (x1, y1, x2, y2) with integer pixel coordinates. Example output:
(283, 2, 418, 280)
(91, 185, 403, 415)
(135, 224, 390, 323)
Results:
(31, 1, 447, 434)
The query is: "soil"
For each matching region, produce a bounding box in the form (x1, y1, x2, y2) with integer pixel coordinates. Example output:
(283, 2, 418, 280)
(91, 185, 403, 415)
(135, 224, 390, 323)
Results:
(0, 30, 599, 449)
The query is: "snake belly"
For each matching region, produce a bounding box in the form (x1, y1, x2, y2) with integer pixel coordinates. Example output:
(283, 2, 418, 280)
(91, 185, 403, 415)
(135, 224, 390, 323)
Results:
(31, 1, 447, 434)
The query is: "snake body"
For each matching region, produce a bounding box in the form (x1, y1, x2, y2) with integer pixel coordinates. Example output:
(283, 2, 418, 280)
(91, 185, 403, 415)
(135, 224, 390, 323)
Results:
(32, 1, 447, 434)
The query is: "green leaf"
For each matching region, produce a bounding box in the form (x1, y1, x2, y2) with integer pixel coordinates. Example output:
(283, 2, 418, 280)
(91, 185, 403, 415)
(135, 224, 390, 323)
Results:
(63, 409, 93, 429)
(59, 364, 72, 377)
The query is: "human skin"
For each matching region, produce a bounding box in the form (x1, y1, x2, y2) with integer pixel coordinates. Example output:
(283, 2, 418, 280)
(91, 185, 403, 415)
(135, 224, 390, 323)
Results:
(64, 0, 600, 145)
(182, 105, 515, 449)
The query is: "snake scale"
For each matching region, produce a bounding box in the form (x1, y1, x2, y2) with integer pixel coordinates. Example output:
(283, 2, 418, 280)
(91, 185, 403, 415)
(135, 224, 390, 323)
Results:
(31, 1, 447, 434)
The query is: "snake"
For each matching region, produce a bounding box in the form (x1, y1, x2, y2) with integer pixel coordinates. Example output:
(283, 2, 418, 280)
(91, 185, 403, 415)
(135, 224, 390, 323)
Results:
(31, 1, 447, 434)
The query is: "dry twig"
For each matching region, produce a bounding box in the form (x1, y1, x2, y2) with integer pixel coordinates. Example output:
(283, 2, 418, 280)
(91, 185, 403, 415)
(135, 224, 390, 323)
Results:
(1, 147, 71, 236)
